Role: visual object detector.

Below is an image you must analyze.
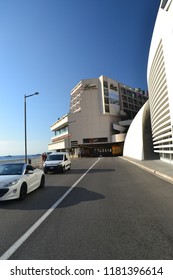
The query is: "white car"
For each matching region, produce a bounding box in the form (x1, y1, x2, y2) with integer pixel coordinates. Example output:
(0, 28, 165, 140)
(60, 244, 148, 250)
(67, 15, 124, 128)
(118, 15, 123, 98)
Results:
(43, 152, 71, 173)
(0, 163, 45, 201)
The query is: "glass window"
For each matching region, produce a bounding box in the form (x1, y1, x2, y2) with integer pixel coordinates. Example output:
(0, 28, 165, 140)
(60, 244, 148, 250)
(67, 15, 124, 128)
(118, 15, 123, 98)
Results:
(47, 154, 63, 161)
(110, 84, 118, 91)
(55, 126, 68, 136)
(128, 97, 132, 103)
(105, 105, 110, 113)
(104, 97, 109, 104)
(0, 163, 24, 175)
(121, 88, 126, 94)
(83, 138, 108, 143)
(123, 102, 128, 108)
(122, 95, 127, 101)
(25, 165, 34, 173)
(109, 91, 119, 105)
(103, 81, 108, 88)
(104, 89, 109, 96)
(127, 90, 132, 97)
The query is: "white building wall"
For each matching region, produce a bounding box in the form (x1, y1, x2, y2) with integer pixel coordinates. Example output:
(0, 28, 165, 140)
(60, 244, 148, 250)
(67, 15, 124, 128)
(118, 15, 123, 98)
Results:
(163, 3, 173, 125)
(147, 1, 173, 162)
(50, 114, 68, 131)
(69, 84, 120, 144)
(112, 133, 126, 143)
(68, 77, 121, 145)
(48, 139, 67, 151)
(123, 101, 149, 160)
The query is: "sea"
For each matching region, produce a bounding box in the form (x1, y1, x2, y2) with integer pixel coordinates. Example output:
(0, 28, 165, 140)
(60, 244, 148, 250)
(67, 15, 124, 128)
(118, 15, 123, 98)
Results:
(0, 154, 41, 164)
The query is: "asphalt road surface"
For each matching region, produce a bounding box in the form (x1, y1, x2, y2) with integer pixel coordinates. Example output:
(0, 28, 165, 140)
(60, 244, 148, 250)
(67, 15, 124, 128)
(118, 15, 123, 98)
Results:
(1, 157, 173, 260)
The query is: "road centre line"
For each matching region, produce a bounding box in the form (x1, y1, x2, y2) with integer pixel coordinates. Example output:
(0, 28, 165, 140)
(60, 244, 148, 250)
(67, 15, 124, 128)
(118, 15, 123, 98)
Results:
(0, 157, 101, 260)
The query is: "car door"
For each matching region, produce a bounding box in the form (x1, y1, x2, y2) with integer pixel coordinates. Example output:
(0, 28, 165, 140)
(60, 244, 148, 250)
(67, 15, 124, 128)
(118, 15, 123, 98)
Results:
(64, 153, 71, 170)
(64, 154, 68, 170)
(25, 165, 37, 192)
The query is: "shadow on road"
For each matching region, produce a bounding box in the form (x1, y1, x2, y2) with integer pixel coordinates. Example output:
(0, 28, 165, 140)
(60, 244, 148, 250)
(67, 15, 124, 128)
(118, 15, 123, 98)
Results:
(45, 168, 115, 175)
(0, 186, 105, 210)
(59, 186, 105, 208)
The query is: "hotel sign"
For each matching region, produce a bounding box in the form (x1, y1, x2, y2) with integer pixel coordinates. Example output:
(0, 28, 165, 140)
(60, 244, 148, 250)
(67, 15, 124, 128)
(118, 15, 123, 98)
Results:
(83, 84, 98, 90)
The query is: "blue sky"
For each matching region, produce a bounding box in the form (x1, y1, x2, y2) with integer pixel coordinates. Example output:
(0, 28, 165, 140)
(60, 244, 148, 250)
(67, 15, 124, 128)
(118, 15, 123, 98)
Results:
(0, 0, 160, 155)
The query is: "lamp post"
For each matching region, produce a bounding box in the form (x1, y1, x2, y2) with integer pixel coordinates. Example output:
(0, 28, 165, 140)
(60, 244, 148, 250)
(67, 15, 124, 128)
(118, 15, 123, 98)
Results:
(24, 92, 39, 163)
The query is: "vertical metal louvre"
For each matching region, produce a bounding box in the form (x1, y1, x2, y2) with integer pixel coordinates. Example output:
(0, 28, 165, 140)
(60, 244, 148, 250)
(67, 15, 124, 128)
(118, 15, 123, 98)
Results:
(148, 40, 173, 154)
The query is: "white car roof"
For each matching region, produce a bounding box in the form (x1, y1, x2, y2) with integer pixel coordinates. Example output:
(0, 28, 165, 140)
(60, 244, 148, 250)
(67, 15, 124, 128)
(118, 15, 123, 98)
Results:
(50, 152, 68, 155)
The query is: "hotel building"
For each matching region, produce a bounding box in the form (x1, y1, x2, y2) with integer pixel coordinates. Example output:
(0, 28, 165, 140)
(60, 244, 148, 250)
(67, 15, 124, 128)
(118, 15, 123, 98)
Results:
(48, 75, 147, 157)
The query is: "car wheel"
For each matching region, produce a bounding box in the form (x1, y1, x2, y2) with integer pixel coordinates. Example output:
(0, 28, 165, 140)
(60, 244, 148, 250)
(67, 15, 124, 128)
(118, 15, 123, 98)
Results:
(19, 183, 27, 200)
(39, 175, 45, 188)
(61, 166, 65, 173)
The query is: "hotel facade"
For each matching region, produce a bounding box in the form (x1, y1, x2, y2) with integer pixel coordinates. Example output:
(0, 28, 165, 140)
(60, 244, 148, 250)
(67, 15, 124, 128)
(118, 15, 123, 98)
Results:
(48, 75, 147, 157)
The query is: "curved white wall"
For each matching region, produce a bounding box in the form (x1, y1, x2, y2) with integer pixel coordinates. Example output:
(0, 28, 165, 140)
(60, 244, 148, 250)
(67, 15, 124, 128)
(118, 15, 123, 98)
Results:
(147, 1, 173, 162)
(123, 101, 149, 160)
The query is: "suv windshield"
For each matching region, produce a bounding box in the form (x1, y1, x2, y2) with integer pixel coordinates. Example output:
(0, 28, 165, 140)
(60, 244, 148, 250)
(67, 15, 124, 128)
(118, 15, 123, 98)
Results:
(47, 154, 63, 161)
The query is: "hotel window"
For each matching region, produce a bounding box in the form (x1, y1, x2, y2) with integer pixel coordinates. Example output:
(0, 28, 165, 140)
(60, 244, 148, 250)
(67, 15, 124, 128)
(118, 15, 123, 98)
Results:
(104, 97, 109, 104)
(105, 105, 110, 113)
(129, 104, 134, 110)
(104, 89, 109, 96)
(123, 102, 128, 108)
(55, 127, 68, 136)
(128, 97, 132, 103)
(71, 141, 78, 148)
(83, 138, 108, 143)
(122, 95, 127, 101)
(110, 83, 118, 91)
(103, 81, 108, 88)
(135, 106, 138, 111)
(127, 90, 132, 97)
(121, 88, 126, 94)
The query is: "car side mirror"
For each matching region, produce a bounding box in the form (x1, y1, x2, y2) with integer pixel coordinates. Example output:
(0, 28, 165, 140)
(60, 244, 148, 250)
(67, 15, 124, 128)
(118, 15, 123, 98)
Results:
(25, 170, 34, 174)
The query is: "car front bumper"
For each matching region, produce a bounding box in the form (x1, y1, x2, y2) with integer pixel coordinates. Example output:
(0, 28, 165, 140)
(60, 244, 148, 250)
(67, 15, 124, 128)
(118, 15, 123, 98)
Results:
(44, 165, 63, 173)
(0, 186, 20, 201)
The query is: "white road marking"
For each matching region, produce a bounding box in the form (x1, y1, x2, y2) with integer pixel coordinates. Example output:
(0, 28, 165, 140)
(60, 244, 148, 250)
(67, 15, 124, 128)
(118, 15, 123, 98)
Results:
(0, 157, 101, 260)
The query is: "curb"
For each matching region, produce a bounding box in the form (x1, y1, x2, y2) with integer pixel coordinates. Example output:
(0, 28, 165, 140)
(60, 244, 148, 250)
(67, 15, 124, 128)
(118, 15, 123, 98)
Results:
(121, 157, 173, 185)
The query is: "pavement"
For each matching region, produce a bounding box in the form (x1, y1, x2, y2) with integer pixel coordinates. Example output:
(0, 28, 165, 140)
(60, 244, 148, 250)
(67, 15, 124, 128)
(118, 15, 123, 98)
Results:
(121, 156, 173, 184)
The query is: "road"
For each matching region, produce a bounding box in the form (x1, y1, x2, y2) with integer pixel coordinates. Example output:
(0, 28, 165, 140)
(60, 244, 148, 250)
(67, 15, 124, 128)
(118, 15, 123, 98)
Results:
(0, 157, 173, 260)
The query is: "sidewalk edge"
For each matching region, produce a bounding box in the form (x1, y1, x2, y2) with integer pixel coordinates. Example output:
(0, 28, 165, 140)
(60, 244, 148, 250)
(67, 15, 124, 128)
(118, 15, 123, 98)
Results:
(121, 157, 173, 184)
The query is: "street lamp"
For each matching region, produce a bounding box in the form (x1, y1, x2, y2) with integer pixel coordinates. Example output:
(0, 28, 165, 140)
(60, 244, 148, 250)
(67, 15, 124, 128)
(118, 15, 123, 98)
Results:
(24, 92, 39, 163)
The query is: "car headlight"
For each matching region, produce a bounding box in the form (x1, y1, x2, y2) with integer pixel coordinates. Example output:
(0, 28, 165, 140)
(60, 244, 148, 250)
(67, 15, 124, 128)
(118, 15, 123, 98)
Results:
(3, 179, 19, 188)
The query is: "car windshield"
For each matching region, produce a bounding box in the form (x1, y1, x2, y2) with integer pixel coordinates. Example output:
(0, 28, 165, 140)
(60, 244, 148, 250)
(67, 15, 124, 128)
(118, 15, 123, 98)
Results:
(47, 154, 63, 161)
(0, 163, 24, 175)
